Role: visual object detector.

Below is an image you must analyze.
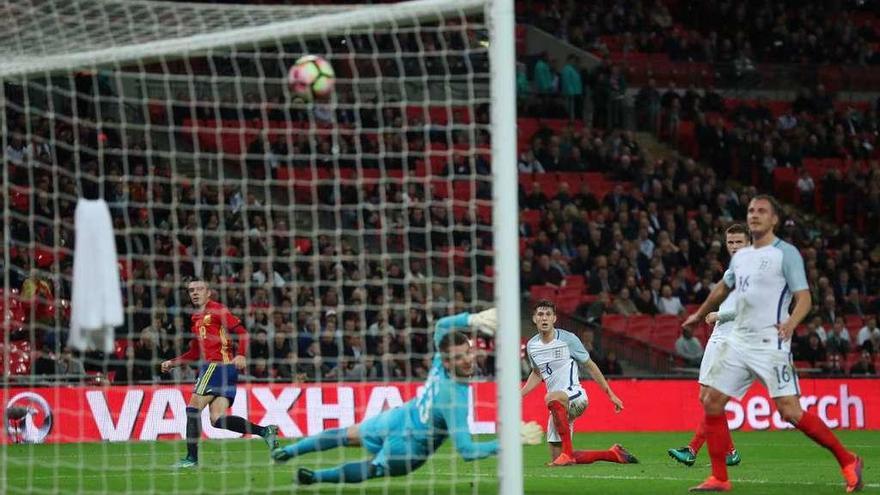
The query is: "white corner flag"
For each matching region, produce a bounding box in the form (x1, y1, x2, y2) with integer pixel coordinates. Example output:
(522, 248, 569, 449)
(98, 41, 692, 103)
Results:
(68, 198, 123, 353)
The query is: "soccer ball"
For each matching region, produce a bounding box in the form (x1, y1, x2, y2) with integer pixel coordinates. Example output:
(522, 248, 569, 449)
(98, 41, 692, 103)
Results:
(288, 55, 335, 100)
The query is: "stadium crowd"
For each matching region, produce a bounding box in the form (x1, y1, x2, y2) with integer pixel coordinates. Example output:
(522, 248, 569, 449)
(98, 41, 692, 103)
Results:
(522, 0, 880, 66)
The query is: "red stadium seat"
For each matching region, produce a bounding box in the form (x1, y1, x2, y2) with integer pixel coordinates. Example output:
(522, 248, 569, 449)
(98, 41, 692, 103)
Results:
(772, 167, 798, 203)
(563, 275, 586, 291)
(601, 314, 628, 335)
(556, 294, 581, 314)
(628, 315, 654, 342)
(521, 209, 542, 232)
(530, 285, 557, 302)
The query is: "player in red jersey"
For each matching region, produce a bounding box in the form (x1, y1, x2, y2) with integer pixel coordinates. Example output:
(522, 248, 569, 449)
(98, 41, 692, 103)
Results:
(161, 279, 279, 468)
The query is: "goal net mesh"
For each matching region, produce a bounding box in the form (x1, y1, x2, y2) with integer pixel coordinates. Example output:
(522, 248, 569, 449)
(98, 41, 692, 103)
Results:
(1, 0, 503, 493)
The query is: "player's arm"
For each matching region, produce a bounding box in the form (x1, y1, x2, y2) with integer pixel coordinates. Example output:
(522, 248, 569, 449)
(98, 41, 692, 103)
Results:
(161, 337, 199, 372)
(441, 385, 499, 461)
(520, 368, 543, 397)
(583, 359, 623, 412)
(706, 308, 736, 325)
(779, 244, 812, 340)
(780, 290, 811, 340)
(563, 332, 623, 411)
(683, 269, 733, 328)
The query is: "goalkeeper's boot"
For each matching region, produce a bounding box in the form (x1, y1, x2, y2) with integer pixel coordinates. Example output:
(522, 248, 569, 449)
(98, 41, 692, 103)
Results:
(610, 444, 639, 464)
(668, 446, 697, 467)
(271, 446, 295, 463)
(172, 456, 198, 469)
(842, 455, 863, 493)
(725, 448, 741, 467)
(296, 467, 317, 485)
(548, 452, 576, 467)
(261, 424, 279, 451)
(689, 476, 732, 492)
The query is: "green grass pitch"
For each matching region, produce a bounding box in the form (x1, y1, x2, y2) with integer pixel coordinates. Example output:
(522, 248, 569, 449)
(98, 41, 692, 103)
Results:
(4, 431, 878, 494)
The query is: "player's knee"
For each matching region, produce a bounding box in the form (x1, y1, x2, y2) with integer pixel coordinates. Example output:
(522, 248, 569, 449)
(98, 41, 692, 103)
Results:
(545, 392, 565, 406)
(700, 393, 725, 415)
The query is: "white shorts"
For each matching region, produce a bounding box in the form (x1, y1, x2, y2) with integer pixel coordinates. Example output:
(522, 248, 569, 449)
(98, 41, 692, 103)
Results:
(698, 337, 725, 385)
(546, 389, 588, 443)
(702, 339, 800, 400)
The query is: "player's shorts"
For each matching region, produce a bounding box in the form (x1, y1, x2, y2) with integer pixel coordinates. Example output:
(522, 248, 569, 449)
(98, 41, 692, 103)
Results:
(359, 407, 429, 477)
(698, 337, 726, 385)
(193, 362, 238, 401)
(701, 339, 800, 400)
(546, 388, 589, 443)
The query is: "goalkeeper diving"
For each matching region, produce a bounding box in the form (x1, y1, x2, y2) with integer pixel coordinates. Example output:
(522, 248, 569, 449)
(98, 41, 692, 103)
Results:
(272, 308, 542, 484)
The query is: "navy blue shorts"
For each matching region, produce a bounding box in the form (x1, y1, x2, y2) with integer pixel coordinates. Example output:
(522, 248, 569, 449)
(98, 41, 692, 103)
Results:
(193, 363, 238, 401)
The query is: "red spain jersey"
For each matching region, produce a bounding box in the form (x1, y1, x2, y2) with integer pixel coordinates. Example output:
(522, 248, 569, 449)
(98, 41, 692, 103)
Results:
(171, 301, 249, 364)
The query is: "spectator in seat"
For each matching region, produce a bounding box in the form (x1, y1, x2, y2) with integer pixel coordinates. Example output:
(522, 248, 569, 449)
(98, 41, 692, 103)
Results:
(796, 168, 815, 210)
(249, 329, 270, 374)
(128, 328, 159, 383)
(568, 244, 592, 278)
(634, 287, 659, 316)
(842, 288, 864, 317)
(518, 149, 545, 174)
(523, 182, 547, 210)
(32, 349, 57, 376)
(572, 183, 599, 211)
(612, 287, 640, 316)
(56, 347, 85, 376)
(799, 332, 827, 367)
(824, 353, 846, 376)
(603, 184, 634, 211)
(825, 317, 851, 355)
(250, 358, 270, 379)
(599, 350, 623, 376)
(807, 315, 829, 344)
(657, 284, 685, 316)
(819, 294, 838, 324)
(675, 327, 704, 367)
(857, 315, 880, 353)
(577, 290, 610, 327)
(271, 328, 294, 379)
(533, 253, 565, 286)
(850, 350, 876, 376)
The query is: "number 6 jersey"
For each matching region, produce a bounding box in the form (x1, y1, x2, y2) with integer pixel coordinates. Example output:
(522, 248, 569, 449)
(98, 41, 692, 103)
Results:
(526, 329, 591, 398)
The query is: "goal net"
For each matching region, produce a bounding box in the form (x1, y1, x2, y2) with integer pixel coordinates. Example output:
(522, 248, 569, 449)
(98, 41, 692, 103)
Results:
(1, 0, 521, 493)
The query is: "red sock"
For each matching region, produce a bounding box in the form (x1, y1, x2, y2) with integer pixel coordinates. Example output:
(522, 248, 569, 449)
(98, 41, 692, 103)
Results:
(548, 400, 573, 456)
(573, 449, 618, 464)
(795, 411, 855, 467)
(688, 418, 706, 454)
(704, 413, 731, 482)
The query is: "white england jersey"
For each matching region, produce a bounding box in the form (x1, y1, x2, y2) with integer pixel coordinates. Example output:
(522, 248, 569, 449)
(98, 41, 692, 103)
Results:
(526, 329, 590, 399)
(722, 238, 808, 350)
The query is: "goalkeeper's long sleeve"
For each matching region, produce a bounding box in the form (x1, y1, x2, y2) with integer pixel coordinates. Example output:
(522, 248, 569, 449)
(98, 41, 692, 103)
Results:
(432, 312, 471, 349)
(438, 381, 499, 461)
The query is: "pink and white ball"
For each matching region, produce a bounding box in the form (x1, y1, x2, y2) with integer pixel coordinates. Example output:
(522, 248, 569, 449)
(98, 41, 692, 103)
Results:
(288, 55, 335, 100)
